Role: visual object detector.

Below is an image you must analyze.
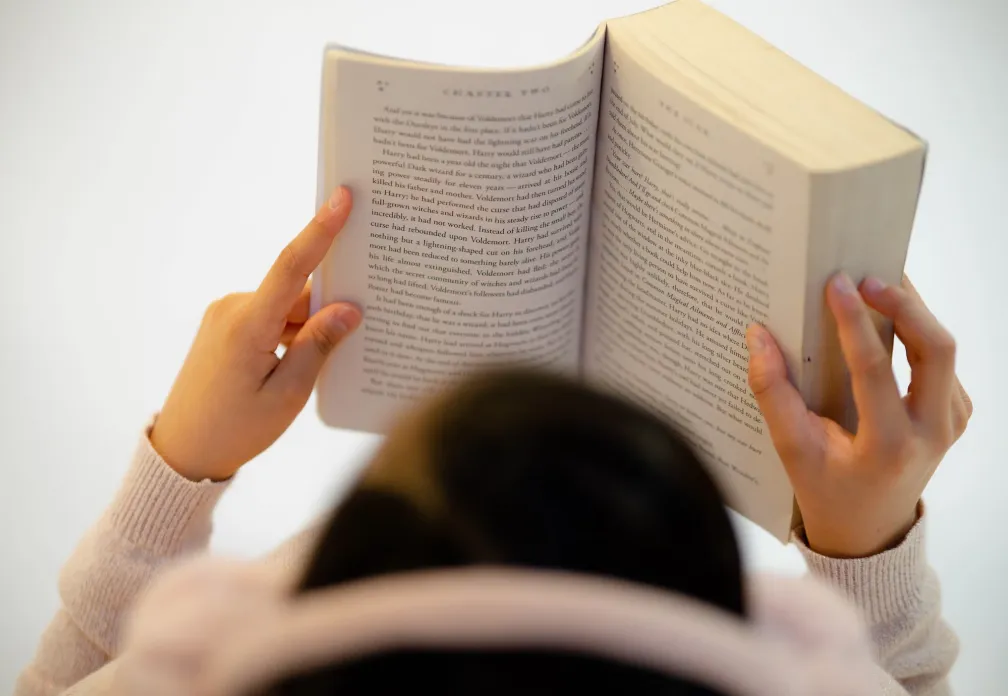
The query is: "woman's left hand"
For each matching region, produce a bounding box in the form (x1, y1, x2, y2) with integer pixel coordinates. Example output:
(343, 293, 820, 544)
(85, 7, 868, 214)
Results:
(747, 274, 971, 557)
(150, 187, 361, 482)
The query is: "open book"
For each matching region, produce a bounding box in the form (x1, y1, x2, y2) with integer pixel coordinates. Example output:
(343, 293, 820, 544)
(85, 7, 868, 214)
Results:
(309, 0, 926, 540)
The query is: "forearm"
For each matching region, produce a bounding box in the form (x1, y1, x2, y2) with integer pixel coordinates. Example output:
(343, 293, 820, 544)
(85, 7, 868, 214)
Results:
(793, 502, 958, 696)
(15, 427, 230, 696)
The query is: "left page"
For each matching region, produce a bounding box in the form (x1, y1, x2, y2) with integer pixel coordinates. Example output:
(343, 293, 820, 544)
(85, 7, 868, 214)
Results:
(312, 30, 605, 433)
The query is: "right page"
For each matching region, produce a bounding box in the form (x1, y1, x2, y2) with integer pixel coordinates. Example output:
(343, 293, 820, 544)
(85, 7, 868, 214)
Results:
(579, 39, 801, 539)
(580, 0, 925, 540)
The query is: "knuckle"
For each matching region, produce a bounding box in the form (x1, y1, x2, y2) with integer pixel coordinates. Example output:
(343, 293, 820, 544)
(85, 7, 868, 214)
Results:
(311, 323, 339, 355)
(890, 294, 914, 326)
(775, 438, 808, 466)
(876, 437, 902, 461)
(747, 362, 778, 397)
(883, 285, 909, 313)
(202, 300, 221, 322)
(875, 426, 912, 461)
(773, 415, 828, 469)
(858, 353, 892, 383)
(279, 244, 308, 280)
(903, 418, 956, 459)
(203, 293, 250, 341)
(962, 391, 974, 420)
(931, 331, 956, 363)
(889, 284, 909, 301)
(205, 293, 241, 317)
(202, 297, 227, 322)
(951, 408, 969, 441)
(951, 388, 973, 439)
(220, 292, 245, 308)
(934, 422, 956, 451)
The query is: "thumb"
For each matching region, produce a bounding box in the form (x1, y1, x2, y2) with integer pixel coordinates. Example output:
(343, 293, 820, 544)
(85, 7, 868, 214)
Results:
(746, 324, 814, 462)
(269, 303, 362, 396)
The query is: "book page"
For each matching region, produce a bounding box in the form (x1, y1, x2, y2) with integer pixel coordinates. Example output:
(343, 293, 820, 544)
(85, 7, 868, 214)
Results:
(313, 31, 605, 432)
(580, 36, 811, 539)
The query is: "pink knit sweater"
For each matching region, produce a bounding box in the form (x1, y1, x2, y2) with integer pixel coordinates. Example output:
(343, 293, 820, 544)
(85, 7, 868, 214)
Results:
(15, 432, 959, 695)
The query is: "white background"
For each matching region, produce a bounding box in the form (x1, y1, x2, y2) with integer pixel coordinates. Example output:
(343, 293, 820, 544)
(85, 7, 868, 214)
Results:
(1, 0, 1005, 691)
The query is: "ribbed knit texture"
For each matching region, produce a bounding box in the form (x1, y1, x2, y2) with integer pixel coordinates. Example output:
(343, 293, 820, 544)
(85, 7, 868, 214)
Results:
(106, 433, 227, 554)
(794, 512, 927, 626)
(793, 506, 957, 696)
(15, 430, 230, 696)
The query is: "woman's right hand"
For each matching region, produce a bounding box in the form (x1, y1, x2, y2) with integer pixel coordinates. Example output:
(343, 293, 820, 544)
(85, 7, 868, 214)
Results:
(149, 188, 361, 483)
(746, 273, 972, 558)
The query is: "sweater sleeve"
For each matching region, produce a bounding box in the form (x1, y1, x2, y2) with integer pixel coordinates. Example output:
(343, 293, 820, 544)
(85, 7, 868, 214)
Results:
(48, 519, 323, 696)
(14, 430, 230, 696)
(792, 503, 959, 696)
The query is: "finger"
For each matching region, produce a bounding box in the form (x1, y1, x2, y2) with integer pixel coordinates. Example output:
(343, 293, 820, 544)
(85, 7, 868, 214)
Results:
(279, 324, 302, 348)
(267, 303, 362, 397)
(907, 353, 971, 441)
(901, 274, 923, 301)
(287, 282, 312, 325)
(957, 378, 973, 419)
(950, 376, 972, 439)
(252, 187, 352, 326)
(860, 275, 956, 430)
(745, 324, 819, 463)
(826, 273, 908, 439)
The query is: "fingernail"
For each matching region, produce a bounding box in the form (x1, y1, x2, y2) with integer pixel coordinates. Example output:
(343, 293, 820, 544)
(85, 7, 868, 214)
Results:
(831, 272, 858, 296)
(745, 325, 766, 354)
(861, 276, 886, 296)
(329, 304, 362, 334)
(315, 187, 349, 224)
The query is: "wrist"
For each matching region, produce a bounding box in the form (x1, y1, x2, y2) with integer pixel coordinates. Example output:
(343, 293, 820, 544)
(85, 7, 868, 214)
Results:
(149, 419, 219, 483)
(801, 504, 921, 559)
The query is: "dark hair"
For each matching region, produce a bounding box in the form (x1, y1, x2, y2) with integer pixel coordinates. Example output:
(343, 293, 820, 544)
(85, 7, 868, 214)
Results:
(274, 369, 742, 695)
